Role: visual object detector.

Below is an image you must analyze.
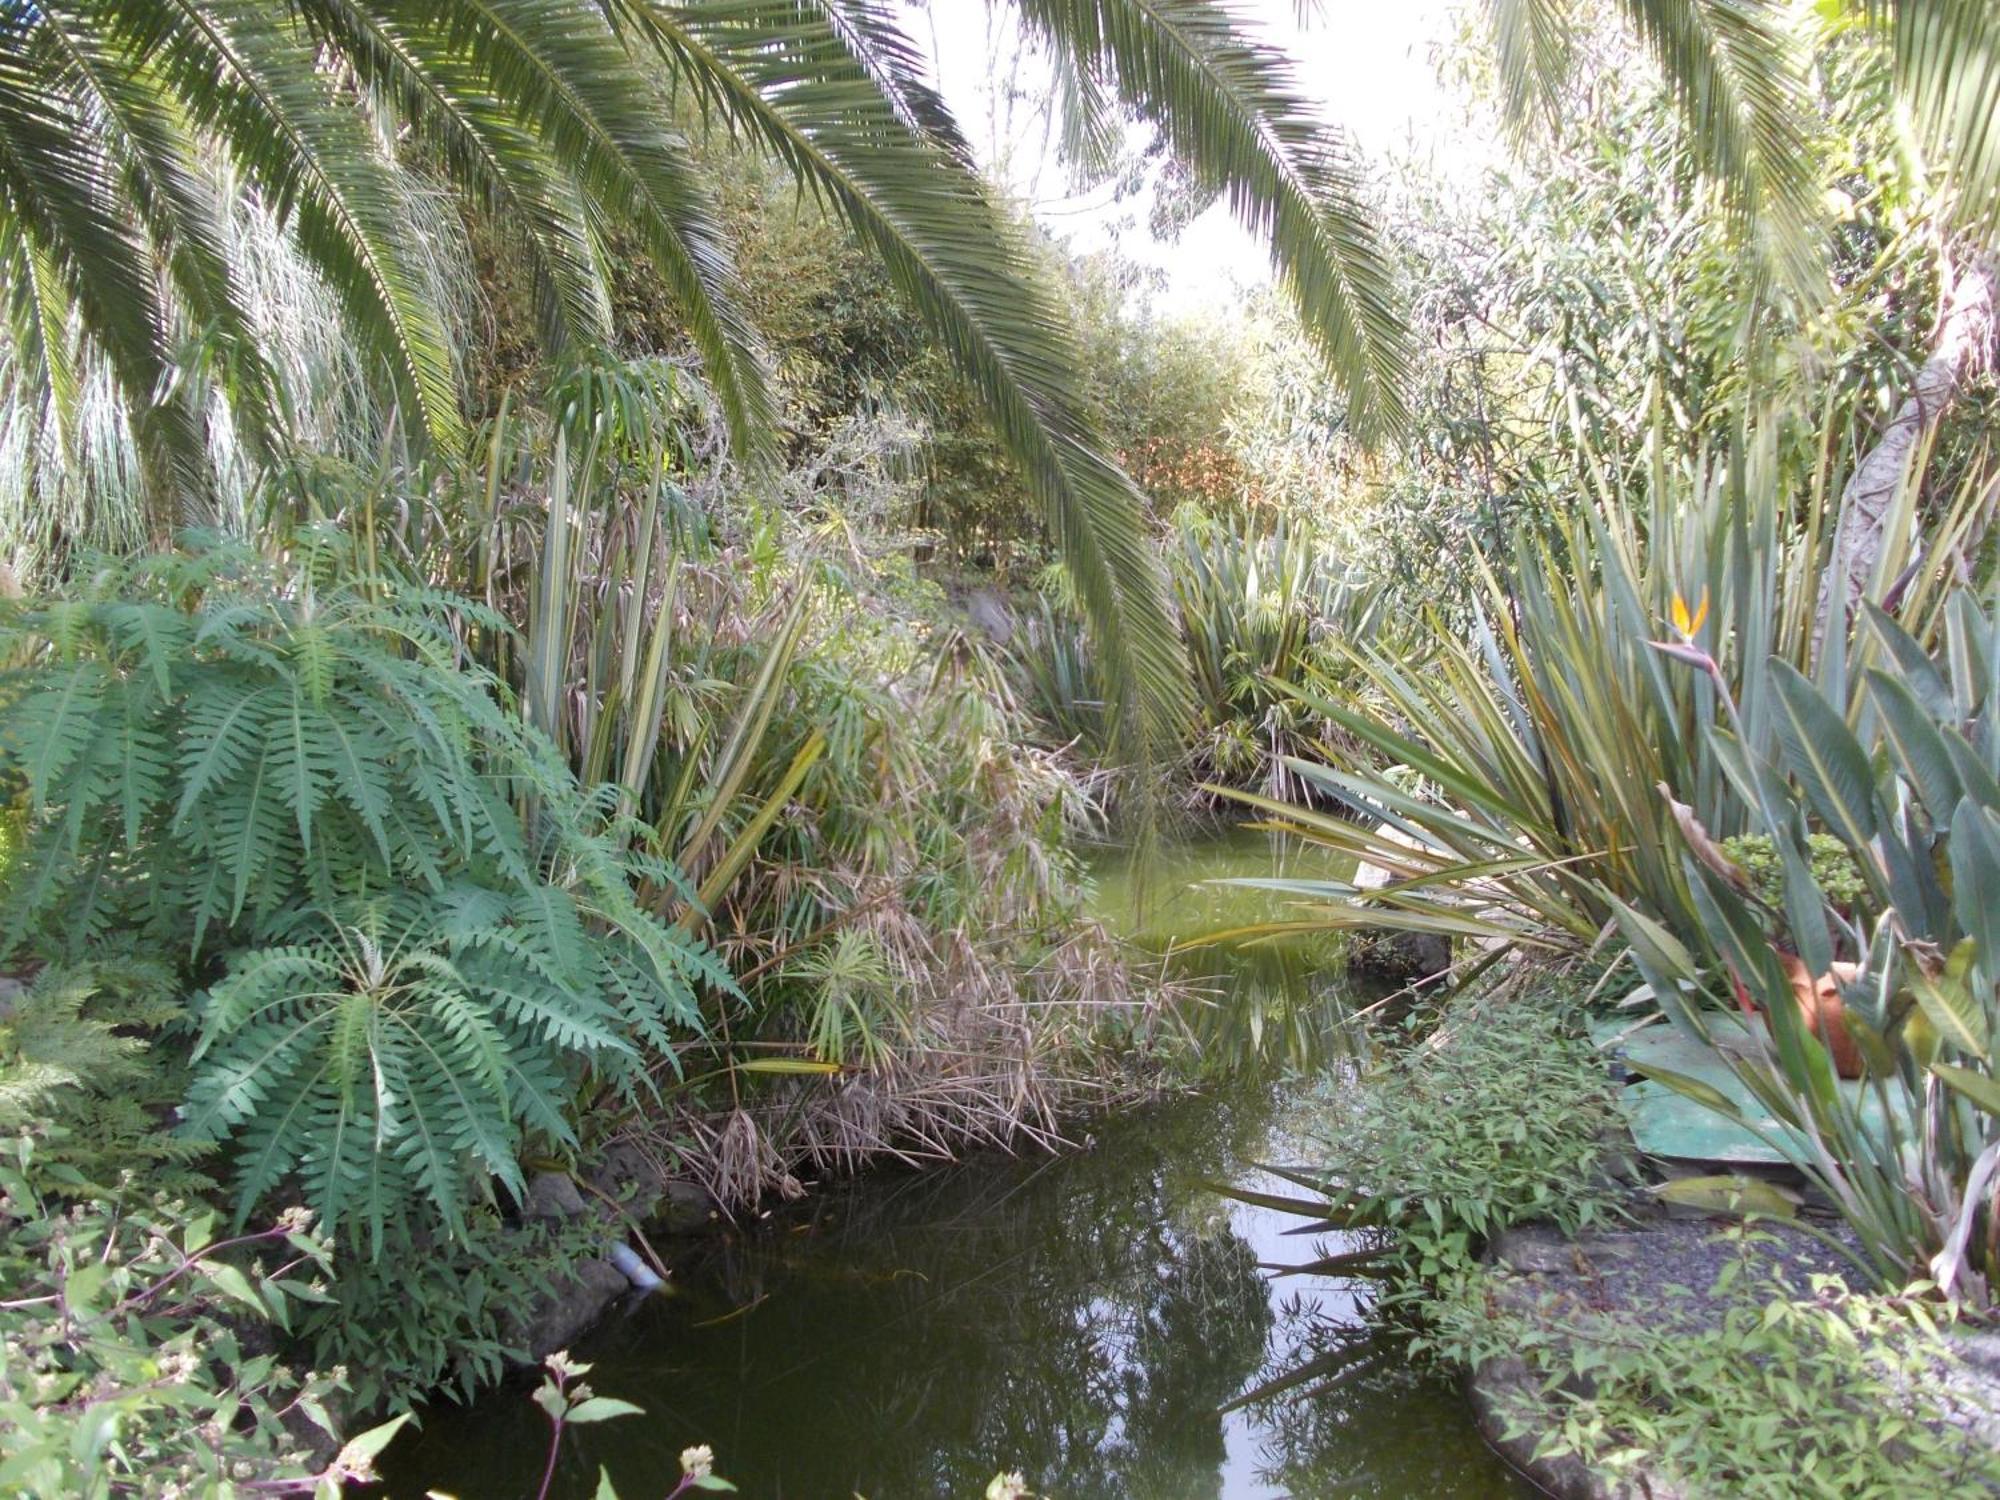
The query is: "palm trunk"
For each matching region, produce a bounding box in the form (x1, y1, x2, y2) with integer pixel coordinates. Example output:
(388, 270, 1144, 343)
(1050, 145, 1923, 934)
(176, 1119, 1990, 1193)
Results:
(1817, 252, 1999, 652)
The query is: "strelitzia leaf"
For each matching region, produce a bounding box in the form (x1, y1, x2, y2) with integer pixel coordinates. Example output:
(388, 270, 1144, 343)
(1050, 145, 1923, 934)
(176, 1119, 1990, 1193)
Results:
(1768, 657, 1878, 849)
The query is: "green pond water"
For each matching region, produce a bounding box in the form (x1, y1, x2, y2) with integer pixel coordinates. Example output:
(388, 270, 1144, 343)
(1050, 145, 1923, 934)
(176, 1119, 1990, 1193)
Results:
(376, 831, 1529, 1499)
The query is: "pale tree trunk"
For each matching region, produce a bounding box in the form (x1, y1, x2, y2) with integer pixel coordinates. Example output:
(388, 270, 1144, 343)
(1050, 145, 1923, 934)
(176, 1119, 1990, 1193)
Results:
(1817, 252, 2000, 651)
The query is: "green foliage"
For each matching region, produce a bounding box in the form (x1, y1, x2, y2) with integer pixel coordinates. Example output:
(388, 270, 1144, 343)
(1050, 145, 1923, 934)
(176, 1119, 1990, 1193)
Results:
(182, 889, 705, 1250)
(1716, 832, 1867, 915)
(0, 539, 726, 1241)
(0, 957, 209, 1193)
(1423, 1236, 2000, 1497)
(1219, 427, 1988, 954)
(1624, 588, 2000, 1301)
(1371, 13, 1981, 621)
(1306, 978, 1623, 1271)
(1011, 506, 1385, 795)
(0, 1134, 408, 1498)
(298, 1211, 598, 1416)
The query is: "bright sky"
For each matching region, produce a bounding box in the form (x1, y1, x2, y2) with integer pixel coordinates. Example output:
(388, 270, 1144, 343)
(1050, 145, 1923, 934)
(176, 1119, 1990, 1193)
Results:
(903, 0, 1472, 313)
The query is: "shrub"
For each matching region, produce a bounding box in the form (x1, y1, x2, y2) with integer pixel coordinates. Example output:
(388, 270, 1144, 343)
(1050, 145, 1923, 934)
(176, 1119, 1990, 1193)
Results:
(298, 1211, 598, 1415)
(1424, 1237, 2000, 1497)
(1623, 591, 2000, 1301)
(0, 1135, 405, 1497)
(0, 539, 726, 1241)
(1218, 436, 1988, 956)
(0, 957, 210, 1195)
(1306, 977, 1624, 1276)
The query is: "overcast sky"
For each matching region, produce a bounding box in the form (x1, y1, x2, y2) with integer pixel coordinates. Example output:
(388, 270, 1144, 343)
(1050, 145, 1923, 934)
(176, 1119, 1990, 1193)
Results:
(903, 0, 1470, 313)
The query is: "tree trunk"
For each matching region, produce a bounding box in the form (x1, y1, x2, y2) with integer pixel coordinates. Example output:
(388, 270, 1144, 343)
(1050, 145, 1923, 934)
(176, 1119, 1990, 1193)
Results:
(1817, 252, 1999, 651)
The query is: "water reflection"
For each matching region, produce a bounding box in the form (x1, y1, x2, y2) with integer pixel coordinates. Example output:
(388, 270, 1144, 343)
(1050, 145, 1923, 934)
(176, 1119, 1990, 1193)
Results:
(380, 1088, 1525, 1499)
(1088, 824, 1364, 1077)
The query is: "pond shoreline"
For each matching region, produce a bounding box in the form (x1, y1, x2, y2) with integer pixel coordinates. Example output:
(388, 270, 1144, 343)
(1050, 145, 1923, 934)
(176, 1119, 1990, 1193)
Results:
(382, 1075, 1527, 1499)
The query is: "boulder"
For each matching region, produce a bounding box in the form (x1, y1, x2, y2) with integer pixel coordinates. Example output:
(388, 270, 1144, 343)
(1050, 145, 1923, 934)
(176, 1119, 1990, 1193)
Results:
(521, 1170, 587, 1221)
(1348, 821, 1455, 983)
(514, 1257, 632, 1360)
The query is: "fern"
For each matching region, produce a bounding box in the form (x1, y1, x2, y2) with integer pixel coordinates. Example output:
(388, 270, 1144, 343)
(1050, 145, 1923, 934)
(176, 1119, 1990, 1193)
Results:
(0, 539, 725, 1241)
(0, 956, 211, 1193)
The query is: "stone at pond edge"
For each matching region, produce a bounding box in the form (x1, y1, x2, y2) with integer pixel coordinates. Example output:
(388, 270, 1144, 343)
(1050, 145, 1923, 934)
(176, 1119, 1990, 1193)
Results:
(1468, 1229, 1690, 1500)
(586, 1142, 719, 1232)
(1350, 823, 1454, 983)
(522, 1170, 587, 1221)
(513, 1257, 633, 1360)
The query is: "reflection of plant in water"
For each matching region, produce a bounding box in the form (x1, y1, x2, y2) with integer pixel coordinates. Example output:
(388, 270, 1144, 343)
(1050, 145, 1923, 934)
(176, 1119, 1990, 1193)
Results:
(627, 1097, 1277, 1500)
(385, 1089, 1516, 1500)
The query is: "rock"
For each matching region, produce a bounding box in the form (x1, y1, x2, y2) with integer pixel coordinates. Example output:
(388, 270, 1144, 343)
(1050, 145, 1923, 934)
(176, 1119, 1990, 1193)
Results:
(1347, 928, 1453, 984)
(1348, 821, 1454, 983)
(657, 1179, 718, 1235)
(1940, 1332, 2000, 1452)
(522, 1170, 587, 1221)
(587, 1141, 669, 1221)
(514, 1257, 631, 1360)
(1491, 1225, 1574, 1275)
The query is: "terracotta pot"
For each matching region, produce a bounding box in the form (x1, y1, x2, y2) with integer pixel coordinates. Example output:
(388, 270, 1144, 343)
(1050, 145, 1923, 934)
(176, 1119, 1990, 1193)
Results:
(1728, 951, 1865, 1079)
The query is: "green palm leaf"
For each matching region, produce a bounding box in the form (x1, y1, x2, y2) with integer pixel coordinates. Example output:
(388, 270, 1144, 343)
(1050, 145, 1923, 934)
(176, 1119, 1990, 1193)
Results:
(1014, 0, 1412, 439)
(618, 0, 1190, 769)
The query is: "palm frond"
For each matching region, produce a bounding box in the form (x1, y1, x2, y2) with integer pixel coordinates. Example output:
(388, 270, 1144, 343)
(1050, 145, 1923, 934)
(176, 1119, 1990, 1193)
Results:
(1484, 0, 1576, 138)
(614, 0, 1189, 774)
(1605, 0, 1825, 293)
(1877, 0, 2000, 244)
(1014, 0, 1412, 441)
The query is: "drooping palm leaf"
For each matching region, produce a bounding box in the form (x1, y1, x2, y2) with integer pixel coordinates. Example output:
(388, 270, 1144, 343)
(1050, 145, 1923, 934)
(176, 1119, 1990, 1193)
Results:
(1486, 0, 1825, 295)
(1876, 0, 2000, 244)
(1013, 0, 1412, 440)
(612, 0, 1190, 771)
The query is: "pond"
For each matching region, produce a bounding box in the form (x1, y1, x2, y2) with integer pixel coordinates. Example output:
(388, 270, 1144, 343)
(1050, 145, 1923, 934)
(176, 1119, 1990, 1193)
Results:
(376, 832, 1528, 1499)
(1085, 822, 1360, 1075)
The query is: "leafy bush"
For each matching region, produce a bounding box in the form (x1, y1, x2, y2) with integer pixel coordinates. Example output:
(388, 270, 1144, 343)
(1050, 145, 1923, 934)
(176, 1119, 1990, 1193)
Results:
(0, 1135, 406, 1497)
(297, 1211, 598, 1415)
(1011, 506, 1385, 796)
(0, 540, 726, 1240)
(1221, 435, 1988, 953)
(1424, 1237, 2000, 1497)
(1715, 832, 1868, 917)
(1305, 977, 1624, 1275)
(0, 958, 210, 1194)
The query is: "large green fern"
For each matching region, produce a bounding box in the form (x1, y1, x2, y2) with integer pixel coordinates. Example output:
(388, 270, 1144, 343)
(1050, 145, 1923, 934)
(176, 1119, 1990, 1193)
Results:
(0, 536, 728, 1241)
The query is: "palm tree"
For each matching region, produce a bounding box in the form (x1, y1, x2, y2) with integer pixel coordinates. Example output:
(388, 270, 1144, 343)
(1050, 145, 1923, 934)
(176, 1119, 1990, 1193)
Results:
(5, 1, 1997, 759)
(0, 0, 1420, 775)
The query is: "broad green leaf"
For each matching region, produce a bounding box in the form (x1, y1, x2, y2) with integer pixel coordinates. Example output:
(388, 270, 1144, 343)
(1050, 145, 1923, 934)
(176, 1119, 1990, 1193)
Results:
(203, 1261, 268, 1319)
(1908, 939, 1989, 1060)
(563, 1397, 645, 1425)
(1768, 658, 1877, 848)
(1626, 1059, 1744, 1117)
(1933, 1064, 2000, 1118)
(333, 1413, 412, 1474)
(1950, 802, 2000, 995)
(1653, 1175, 1800, 1219)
